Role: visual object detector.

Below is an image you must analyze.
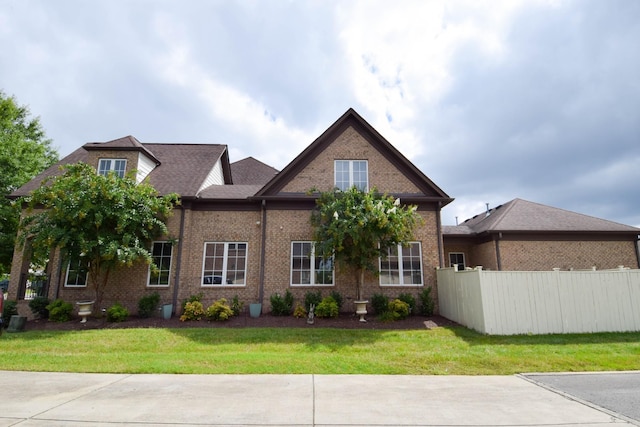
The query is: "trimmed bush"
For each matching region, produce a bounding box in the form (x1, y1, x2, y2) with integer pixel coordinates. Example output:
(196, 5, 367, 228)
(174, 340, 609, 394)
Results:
(315, 296, 339, 318)
(107, 303, 129, 322)
(329, 291, 343, 311)
(231, 295, 243, 316)
(419, 286, 435, 316)
(46, 299, 73, 322)
(304, 290, 322, 312)
(138, 292, 160, 318)
(206, 298, 234, 321)
(293, 304, 307, 318)
(180, 301, 205, 321)
(29, 296, 50, 319)
(397, 293, 416, 315)
(371, 293, 389, 315)
(270, 290, 294, 316)
(2, 300, 18, 328)
(380, 299, 410, 322)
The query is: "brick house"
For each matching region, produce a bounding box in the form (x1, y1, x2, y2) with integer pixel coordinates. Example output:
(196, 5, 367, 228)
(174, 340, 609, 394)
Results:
(443, 198, 640, 271)
(7, 109, 640, 316)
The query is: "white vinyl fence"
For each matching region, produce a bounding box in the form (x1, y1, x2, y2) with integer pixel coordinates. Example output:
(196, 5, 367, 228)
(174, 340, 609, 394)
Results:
(437, 266, 640, 335)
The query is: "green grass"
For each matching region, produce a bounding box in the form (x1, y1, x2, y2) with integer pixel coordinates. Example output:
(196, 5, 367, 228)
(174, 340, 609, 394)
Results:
(1, 326, 639, 374)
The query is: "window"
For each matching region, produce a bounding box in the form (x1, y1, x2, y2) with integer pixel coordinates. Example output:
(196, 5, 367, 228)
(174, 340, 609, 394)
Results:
(202, 242, 247, 286)
(379, 242, 423, 286)
(98, 159, 127, 178)
(449, 252, 466, 270)
(148, 242, 173, 286)
(65, 259, 88, 287)
(335, 160, 368, 191)
(291, 242, 334, 286)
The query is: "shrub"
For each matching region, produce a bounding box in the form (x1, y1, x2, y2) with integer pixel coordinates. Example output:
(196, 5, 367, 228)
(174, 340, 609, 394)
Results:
(138, 292, 160, 318)
(270, 290, 294, 316)
(419, 286, 435, 316)
(107, 303, 129, 322)
(2, 300, 18, 328)
(371, 293, 389, 315)
(46, 299, 73, 322)
(315, 296, 339, 318)
(231, 295, 244, 316)
(206, 298, 234, 321)
(397, 293, 416, 315)
(304, 290, 322, 312)
(293, 304, 307, 318)
(329, 291, 343, 311)
(180, 301, 205, 321)
(28, 296, 50, 319)
(380, 299, 410, 321)
(181, 293, 203, 311)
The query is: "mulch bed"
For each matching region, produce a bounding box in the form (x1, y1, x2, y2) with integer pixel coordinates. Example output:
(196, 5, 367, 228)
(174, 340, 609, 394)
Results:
(23, 312, 457, 332)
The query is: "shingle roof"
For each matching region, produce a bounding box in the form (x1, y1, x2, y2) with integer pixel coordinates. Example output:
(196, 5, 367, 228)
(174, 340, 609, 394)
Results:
(84, 135, 160, 164)
(230, 157, 279, 185)
(198, 184, 265, 199)
(452, 198, 640, 234)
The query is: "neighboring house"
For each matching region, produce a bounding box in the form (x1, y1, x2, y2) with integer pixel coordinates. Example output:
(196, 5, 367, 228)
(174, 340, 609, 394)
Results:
(443, 198, 640, 271)
(7, 109, 640, 317)
(8, 109, 453, 315)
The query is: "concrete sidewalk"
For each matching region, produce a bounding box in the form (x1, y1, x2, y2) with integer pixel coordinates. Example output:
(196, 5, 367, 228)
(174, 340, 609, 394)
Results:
(0, 372, 632, 426)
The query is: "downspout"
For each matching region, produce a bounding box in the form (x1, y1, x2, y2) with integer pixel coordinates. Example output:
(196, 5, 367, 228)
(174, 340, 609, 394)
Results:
(258, 200, 267, 304)
(171, 204, 187, 312)
(635, 235, 640, 269)
(436, 201, 444, 268)
(495, 232, 503, 271)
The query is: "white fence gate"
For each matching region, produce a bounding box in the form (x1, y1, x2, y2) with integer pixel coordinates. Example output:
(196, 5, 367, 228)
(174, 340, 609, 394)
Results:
(437, 266, 640, 335)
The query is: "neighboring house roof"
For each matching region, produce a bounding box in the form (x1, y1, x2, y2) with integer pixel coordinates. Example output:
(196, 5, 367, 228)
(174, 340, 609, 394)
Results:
(446, 198, 640, 235)
(230, 157, 279, 185)
(255, 108, 453, 205)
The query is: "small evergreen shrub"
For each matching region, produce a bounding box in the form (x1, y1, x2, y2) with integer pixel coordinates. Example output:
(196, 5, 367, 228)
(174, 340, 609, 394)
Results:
(304, 290, 322, 312)
(419, 286, 435, 316)
(206, 298, 234, 321)
(380, 299, 410, 321)
(371, 293, 389, 315)
(138, 292, 160, 318)
(180, 301, 205, 321)
(231, 295, 244, 316)
(46, 299, 73, 322)
(270, 290, 294, 316)
(329, 291, 343, 311)
(293, 304, 307, 318)
(29, 296, 50, 319)
(315, 296, 339, 318)
(2, 300, 18, 328)
(181, 293, 203, 311)
(107, 303, 129, 322)
(397, 293, 416, 315)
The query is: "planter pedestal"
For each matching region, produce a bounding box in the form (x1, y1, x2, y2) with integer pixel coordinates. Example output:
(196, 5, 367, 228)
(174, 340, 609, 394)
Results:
(76, 301, 95, 323)
(354, 300, 368, 322)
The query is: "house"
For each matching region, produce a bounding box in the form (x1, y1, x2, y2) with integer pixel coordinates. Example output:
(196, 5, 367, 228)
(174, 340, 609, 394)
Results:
(8, 108, 453, 316)
(7, 109, 640, 318)
(443, 198, 640, 271)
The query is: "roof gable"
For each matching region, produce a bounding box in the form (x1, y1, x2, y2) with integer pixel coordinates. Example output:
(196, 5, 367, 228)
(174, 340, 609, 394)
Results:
(231, 157, 279, 185)
(84, 135, 161, 165)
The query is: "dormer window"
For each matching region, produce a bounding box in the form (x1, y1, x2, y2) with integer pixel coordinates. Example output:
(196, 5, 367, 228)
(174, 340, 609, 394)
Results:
(335, 160, 368, 191)
(98, 159, 127, 178)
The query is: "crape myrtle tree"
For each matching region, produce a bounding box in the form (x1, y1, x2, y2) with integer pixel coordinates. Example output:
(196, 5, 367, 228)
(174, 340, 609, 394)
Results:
(310, 186, 422, 301)
(18, 162, 179, 309)
(0, 91, 58, 274)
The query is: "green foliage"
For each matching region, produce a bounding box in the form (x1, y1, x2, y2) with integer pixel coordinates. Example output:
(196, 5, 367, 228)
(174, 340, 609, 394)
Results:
(231, 295, 243, 316)
(46, 299, 73, 322)
(107, 303, 129, 322)
(329, 291, 343, 310)
(315, 296, 339, 318)
(18, 162, 179, 308)
(293, 304, 307, 318)
(206, 298, 234, 321)
(304, 290, 322, 312)
(380, 299, 410, 321)
(180, 301, 205, 321)
(28, 296, 50, 319)
(419, 286, 435, 316)
(270, 290, 294, 316)
(0, 91, 58, 274)
(371, 293, 389, 315)
(138, 292, 160, 318)
(397, 293, 416, 315)
(181, 293, 203, 311)
(2, 299, 18, 327)
(311, 187, 422, 299)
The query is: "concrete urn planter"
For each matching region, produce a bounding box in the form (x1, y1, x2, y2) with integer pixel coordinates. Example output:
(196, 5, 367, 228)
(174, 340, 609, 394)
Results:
(76, 300, 95, 323)
(354, 300, 368, 322)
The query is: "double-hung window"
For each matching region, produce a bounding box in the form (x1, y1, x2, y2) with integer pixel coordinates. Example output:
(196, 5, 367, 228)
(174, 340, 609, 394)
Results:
(202, 242, 247, 286)
(65, 258, 88, 287)
(291, 242, 334, 286)
(98, 159, 127, 178)
(379, 242, 423, 286)
(335, 160, 368, 191)
(448, 252, 466, 270)
(148, 242, 173, 287)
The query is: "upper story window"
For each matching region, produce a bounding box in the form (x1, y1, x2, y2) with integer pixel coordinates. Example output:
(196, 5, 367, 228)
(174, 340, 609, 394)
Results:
(335, 160, 368, 191)
(98, 159, 127, 178)
(449, 252, 466, 270)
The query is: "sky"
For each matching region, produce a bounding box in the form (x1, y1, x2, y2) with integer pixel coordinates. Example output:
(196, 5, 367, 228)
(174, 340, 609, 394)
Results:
(1, 0, 639, 227)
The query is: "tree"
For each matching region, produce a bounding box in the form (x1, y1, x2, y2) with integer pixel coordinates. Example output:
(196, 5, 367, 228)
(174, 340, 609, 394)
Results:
(18, 162, 179, 309)
(310, 187, 422, 301)
(0, 91, 58, 274)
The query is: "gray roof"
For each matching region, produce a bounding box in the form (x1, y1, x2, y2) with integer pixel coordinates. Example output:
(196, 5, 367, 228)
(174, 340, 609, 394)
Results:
(447, 198, 640, 235)
(230, 157, 279, 185)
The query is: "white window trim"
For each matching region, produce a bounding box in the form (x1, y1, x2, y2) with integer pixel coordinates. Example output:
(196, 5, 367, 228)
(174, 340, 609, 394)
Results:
(379, 242, 424, 287)
(290, 241, 335, 287)
(148, 241, 173, 287)
(64, 259, 88, 288)
(334, 160, 368, 191)
(98, 158, 127, 178)
(201, 242, 248, 287)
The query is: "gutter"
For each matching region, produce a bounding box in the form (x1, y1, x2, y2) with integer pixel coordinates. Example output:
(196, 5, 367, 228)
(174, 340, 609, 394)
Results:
(171, 204, 187, 312)
(258, 200, 267, 305)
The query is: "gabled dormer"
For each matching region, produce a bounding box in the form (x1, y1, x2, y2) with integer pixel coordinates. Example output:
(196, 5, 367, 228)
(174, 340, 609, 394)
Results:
(83, 136, 161, 183)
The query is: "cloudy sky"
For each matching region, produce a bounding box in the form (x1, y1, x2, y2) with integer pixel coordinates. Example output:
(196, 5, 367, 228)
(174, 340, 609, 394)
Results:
(1, 0, 639, 227)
